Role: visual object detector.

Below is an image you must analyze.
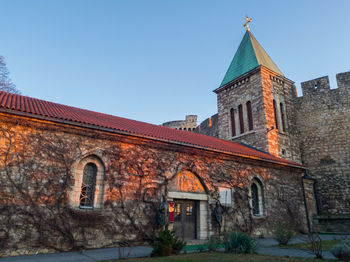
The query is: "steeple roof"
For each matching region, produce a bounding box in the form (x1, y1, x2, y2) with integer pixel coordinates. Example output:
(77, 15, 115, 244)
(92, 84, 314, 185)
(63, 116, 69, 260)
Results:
(220, 31, 283, 87)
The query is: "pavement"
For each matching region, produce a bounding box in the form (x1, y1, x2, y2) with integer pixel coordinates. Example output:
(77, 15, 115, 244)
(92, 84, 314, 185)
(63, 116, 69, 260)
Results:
(1, 234, 349, 261)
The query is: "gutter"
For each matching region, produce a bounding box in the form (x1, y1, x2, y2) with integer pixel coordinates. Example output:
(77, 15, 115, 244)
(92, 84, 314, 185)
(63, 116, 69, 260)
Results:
(301, 171, 312, 233)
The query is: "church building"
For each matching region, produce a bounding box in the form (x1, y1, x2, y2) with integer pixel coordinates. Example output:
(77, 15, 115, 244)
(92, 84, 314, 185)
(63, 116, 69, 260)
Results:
(197, 19, 350, 233)
(2, 19, 347, 257)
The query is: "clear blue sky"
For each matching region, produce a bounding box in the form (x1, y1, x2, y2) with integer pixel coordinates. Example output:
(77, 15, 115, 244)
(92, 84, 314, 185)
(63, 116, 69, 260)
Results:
(1, 0, 349, 125)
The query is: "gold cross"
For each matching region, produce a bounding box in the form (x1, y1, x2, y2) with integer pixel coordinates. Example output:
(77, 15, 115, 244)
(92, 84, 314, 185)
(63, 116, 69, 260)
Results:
(243, 16, 252, 31)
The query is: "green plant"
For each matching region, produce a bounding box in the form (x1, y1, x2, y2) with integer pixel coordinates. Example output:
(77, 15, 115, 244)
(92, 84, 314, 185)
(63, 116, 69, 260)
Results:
(331, 240, 350, 261)
(223, 231, 258, 254)
(273, 223, 295, 246)
(207, 234, 222, 251)
(151, 229, 186, 257)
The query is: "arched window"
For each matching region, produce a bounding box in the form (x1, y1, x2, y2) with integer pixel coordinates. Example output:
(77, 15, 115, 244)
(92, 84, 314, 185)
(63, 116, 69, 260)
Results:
(230, 108, 236, 137)
(71, 155, 105, 209)
(251, 178, 265, 216)
(238, 104, 244, 134)
(273, 99, 279, 130)
(80, 163, 97, 208)
(280, 102, 286, 132)
(251, 183, 259, 215)
(246, 101, 253, 131)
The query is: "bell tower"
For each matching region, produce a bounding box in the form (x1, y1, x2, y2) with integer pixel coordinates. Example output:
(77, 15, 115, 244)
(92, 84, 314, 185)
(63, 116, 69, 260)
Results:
(214, 19, 301, 162)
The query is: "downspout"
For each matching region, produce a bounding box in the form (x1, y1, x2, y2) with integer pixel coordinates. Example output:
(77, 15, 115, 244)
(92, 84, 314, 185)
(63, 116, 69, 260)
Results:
(312, 178, 321, 214)
(301, 171, 311, 233)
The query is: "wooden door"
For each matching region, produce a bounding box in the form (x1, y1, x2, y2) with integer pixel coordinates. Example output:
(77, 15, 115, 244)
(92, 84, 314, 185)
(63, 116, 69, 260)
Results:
(173, 200, 196, 240)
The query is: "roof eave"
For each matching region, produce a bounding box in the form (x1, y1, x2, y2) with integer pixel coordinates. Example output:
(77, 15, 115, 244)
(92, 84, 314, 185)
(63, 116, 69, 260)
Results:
(0, 107, 305, 170)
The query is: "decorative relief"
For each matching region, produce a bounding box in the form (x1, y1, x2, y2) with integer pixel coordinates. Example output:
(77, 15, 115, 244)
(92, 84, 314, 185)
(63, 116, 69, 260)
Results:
(169, 170, 205, 193)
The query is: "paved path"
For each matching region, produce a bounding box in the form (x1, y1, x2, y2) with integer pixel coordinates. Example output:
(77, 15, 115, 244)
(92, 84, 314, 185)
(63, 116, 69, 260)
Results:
(0, 246, 153, 262)
(1, 234, 349, 261)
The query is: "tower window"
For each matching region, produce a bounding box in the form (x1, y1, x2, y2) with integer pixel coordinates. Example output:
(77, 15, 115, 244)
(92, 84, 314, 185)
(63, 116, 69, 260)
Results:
(280, 102, 286, 132)
(273, 99, 279, 130)
(246, 101, 253, 131)
(230, 108, 236, 137)
(238, 104, 244, 134)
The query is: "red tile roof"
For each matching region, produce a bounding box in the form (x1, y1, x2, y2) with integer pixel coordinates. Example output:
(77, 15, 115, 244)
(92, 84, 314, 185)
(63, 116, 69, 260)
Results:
(0, 91, 302, 167)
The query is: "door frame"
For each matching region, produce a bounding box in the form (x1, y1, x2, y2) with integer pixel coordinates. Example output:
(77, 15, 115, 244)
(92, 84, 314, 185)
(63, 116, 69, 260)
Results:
(168, 191, 209, 240)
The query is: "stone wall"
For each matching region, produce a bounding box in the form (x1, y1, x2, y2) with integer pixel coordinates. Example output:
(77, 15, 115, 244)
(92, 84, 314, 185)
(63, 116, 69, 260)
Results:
(215, 66, 301, 163)
(162, 115, 197, 131)
(0, 113, 307, 257)
(195, 113, 219, 137)
(295, 71, 350, 215)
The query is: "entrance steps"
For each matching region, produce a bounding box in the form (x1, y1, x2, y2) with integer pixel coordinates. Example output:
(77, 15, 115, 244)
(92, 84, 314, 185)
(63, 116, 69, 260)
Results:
(185, 239, 207, 245)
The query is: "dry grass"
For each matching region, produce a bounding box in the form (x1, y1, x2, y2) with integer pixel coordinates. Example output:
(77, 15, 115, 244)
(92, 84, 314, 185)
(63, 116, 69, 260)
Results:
(285, 239, 344, 251)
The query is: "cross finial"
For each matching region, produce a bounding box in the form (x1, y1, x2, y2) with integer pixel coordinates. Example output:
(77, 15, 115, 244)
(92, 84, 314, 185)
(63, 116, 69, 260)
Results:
(243, 16, 252, 31)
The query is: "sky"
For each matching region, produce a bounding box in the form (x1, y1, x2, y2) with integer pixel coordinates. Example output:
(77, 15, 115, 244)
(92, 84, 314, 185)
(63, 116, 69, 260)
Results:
(0, 0, 349, 125)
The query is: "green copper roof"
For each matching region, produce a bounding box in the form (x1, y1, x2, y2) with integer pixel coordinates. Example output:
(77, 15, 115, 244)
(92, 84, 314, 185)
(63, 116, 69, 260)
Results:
(220, 31, 283, 87)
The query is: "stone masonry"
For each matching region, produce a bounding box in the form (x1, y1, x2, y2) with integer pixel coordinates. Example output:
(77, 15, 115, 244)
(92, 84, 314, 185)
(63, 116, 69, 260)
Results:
(214, 66, 301, 163)
(0, 113, 307, 256)
(295, 71, 350, 216)
(162, 115, 197, 131)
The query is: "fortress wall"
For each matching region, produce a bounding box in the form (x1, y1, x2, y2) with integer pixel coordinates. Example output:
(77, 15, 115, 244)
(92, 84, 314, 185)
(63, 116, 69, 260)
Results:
(195, 113, 219, 138)
(295, 71, 350, 215)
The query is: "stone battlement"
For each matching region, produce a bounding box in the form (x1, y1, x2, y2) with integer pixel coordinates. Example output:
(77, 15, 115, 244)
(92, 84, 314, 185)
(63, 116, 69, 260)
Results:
(162, 115, 197, 131)
(299, 71, 350, 101)
(295, 70, 350, 217)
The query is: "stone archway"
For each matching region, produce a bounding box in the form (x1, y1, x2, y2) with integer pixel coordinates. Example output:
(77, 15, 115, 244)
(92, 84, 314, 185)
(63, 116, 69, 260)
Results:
(167, 170, 209, 240)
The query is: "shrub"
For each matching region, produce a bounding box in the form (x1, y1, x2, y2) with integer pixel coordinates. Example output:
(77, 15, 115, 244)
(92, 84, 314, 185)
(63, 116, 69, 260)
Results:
(331, 240, 350, 261)
(151, 229, 186, 257)
(273, 222, 295, 246)
(207, 234, 222, 251)
(223, 231, 258, 254)
(303, 233, 323, 259)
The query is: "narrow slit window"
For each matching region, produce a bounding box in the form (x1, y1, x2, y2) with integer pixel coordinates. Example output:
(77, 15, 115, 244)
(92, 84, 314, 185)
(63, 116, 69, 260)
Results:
(238, 104, 244, 134)
(273, 100, 279, 130)
(230, 108, 236, 137)
(280, 102, 286, 132)
(246, 101, 253, 131)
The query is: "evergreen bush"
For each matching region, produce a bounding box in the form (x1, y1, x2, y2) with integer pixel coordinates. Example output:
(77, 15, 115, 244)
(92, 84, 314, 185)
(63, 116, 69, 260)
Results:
(151, 229, 186, 257)
(223, 231, 258, 254)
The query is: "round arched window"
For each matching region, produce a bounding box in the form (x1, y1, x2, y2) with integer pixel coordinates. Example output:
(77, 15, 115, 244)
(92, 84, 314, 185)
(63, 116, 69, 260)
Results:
(79, 163, 97, 208)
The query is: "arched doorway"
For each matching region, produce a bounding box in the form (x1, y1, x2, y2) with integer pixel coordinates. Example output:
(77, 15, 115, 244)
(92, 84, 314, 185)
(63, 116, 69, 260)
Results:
(168, 170, 208, 240)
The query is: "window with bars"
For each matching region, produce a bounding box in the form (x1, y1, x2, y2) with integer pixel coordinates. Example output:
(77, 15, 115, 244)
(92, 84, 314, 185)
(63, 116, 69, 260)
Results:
(79, 163, 97, 208)
(251, 183, 259, 215)
(251, 178, 265, 216)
